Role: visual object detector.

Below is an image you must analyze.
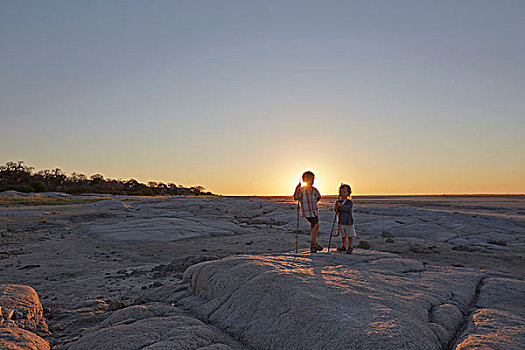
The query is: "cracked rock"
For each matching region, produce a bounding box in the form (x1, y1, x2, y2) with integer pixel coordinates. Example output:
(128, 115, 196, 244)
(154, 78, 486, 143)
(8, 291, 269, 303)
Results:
(181, 251, 490, 350)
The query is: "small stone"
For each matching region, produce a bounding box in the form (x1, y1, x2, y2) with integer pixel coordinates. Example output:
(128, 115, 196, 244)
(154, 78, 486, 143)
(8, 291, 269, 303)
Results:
(19, 264, 41, 270)
(357, 241, 370, 249)
(151, 272, 163, 279)
(109, 300, 125, 311)
(385, 237, 394, 243)
(452, 245, 476, 252)
(488, 240, 507, 246)
(6, 309, 15, 320)
(43, 307, 52, 319)
(381, 231, 393, 238)
(409, 243, 425, 253)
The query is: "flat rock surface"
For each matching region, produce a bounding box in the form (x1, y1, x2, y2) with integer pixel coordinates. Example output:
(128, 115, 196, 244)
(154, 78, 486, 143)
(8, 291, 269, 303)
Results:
(87, 217, 242, 242)
(182, 251, 524, 350)
(0, 194, 523, 348)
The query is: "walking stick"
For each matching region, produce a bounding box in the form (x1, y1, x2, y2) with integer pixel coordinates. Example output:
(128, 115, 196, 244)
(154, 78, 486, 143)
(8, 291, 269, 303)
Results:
(328, 189, 342, 252)
(328, 207, 338, 252)
(295, 200, 300, 255)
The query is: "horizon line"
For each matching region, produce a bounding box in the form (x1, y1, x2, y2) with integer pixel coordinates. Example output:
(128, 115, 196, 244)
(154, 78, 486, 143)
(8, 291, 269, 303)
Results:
(224, 193, 525, 197)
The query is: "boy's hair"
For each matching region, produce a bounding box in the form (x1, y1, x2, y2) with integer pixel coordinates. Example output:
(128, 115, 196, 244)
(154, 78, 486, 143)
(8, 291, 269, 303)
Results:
(302, 171, 315, 183)
(339, 184, 352, 195)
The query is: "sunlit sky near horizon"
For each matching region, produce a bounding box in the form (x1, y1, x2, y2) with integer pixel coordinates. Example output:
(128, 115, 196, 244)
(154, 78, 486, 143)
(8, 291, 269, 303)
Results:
(1, 1, 524, 195)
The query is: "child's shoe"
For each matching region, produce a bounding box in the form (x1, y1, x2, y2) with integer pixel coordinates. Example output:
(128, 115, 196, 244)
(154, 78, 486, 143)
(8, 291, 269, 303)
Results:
(346, 247, 353, 254)
(314, 242, 323, 251)
(336, 246, 346, 251)
(310, 245, 318, 253)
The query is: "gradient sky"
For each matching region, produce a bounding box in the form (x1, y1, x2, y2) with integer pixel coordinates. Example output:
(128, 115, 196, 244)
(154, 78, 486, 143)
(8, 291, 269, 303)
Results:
(1, 1, 524, 195)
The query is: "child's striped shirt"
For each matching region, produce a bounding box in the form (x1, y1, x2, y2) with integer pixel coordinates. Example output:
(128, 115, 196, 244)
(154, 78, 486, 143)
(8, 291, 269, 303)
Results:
(293, 186, 321, 218)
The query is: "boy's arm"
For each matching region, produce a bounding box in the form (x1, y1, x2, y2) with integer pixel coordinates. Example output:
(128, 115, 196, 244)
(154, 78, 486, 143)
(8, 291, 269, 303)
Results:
(338, 201, 352, 212)
(315, 188, 321, 202)
(293, 183, 301, 201)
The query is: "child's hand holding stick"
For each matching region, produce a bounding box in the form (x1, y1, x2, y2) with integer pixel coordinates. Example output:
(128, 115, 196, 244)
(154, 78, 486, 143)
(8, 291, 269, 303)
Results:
(328, 191, 342, 252)
(328, 205, 339, 252)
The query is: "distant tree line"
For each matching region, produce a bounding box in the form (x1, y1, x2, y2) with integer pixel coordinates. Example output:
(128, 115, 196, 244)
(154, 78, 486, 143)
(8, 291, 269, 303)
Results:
(0, 161, 214, 196)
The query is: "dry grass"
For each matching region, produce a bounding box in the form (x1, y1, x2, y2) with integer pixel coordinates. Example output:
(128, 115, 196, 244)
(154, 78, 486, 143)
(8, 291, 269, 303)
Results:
(0, 196, 111, 206)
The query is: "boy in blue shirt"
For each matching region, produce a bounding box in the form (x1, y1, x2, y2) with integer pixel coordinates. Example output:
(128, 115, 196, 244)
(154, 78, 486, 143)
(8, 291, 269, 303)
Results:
(334, 184, 356, 253)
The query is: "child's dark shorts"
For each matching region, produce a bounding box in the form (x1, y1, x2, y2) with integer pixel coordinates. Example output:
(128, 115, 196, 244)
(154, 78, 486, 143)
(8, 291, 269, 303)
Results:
(306, 216, 319, 228)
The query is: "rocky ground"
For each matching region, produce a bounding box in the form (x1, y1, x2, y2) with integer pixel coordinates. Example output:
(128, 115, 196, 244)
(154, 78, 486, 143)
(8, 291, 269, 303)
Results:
(0, 193, 524, 349)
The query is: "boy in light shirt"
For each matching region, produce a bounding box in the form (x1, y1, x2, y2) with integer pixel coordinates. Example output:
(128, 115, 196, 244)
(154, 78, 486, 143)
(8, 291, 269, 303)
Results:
(293, 171, 323, 253)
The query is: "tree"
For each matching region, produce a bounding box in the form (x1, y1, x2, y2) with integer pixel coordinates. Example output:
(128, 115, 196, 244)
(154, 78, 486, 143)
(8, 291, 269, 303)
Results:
(90, 174, 104, 185)
(0, 161, 215, 196)
(126, 179, 139, 188)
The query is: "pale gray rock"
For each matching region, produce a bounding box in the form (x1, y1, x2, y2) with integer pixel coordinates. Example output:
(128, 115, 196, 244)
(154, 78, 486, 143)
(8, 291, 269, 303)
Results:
(409, 243, 428, 253)
(222, 201, 268, 217)
(71, 299, 108, 311)
(68, 315, 232, 350)
(96, 303, 183, 328)
(0, 209, 46, 217)
(67, 302, 240, 349)
(476, 277, 525, 316)
(0, 284, 49, 350)
(0, 284, 48, 335)
(108, 300, 125, 311)
(216, 198, 525, 252)
(352, 204, 525, 248)
(454, 309, 524, 350)
(139, 284, 191, 303)
(0, 190, 29, 197)
(453, 277, 525, 349)
(0, 327, 50, 350)
(381, 231, 393, 238)
(38, 192, 72, 198)
(356, 240, 370, 249)
(182, 251, 522, 350)
(87, 217, 242, 242)
(91, 199, 132, 210)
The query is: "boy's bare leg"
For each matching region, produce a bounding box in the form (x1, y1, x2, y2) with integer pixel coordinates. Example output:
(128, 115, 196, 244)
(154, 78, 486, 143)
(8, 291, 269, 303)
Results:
(342, 237, 347, 248)
(348, 237, 353, 249)
(311, 223, 319, 244)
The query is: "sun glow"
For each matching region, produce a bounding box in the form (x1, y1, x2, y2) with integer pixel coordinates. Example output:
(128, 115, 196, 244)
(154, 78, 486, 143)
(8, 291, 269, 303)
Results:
(289, 170, 325, 193)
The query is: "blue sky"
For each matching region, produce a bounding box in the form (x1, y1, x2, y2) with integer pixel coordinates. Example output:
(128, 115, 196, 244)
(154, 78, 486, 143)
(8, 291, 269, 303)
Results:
(1, 1, 524, 194)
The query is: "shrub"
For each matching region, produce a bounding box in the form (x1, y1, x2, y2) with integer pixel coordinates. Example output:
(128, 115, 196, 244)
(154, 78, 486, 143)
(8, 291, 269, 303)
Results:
(31, 182, 48, 192)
